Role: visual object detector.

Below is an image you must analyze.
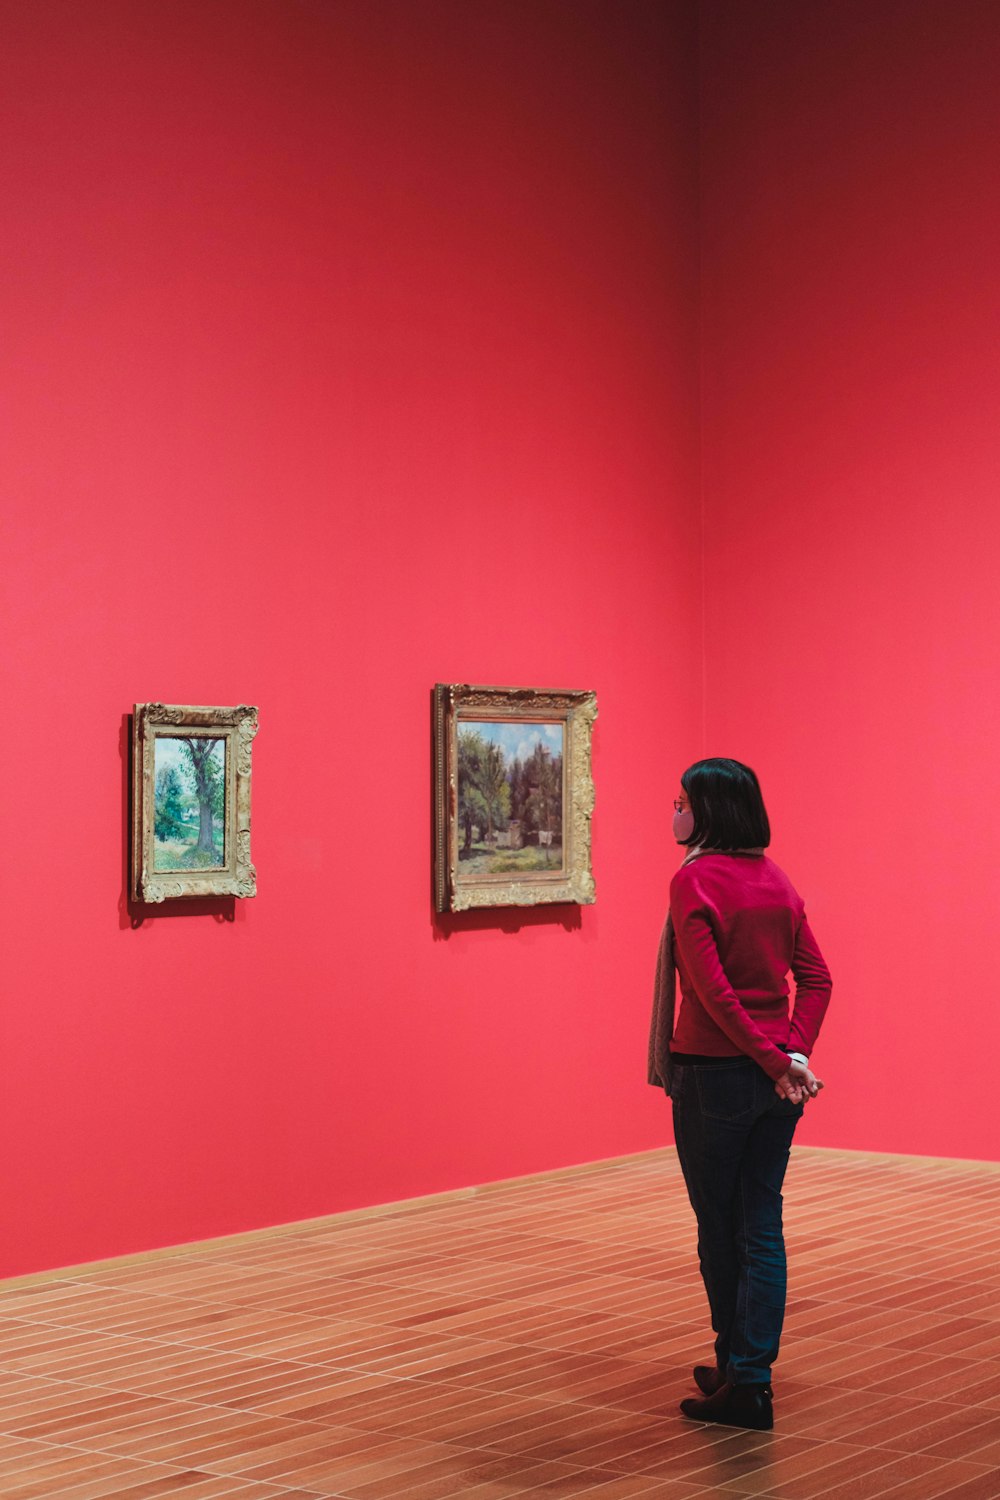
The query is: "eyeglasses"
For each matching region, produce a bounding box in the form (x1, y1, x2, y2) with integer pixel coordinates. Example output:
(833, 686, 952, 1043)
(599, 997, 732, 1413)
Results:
(673, 799, 689, 813)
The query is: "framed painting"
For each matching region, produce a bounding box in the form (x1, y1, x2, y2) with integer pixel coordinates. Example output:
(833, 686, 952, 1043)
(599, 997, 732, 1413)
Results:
(433, 684, 597, 912)
(131, 703, 258, 902)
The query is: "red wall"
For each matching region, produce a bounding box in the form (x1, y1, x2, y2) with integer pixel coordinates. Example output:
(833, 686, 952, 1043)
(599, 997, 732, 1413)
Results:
(700, 0, 1000, 1159)
(0, 1, 701, 1277)
(10, 0, 991, 1282)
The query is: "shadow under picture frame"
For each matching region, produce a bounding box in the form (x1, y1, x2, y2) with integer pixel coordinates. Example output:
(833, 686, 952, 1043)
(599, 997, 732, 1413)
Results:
(131, 702, 259, 903)
(434, 683, 597, 913)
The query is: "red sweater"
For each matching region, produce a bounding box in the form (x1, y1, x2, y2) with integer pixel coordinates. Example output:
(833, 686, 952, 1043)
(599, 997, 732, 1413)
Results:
(669, 852, 831, 1082)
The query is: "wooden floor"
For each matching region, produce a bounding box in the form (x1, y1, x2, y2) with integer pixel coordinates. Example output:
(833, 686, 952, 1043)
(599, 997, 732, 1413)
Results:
(2, 1147, 1000, 1500)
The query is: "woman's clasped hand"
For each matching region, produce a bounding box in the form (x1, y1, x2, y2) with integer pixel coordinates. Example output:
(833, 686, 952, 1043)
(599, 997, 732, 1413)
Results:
(774, 1058, 824, 1104)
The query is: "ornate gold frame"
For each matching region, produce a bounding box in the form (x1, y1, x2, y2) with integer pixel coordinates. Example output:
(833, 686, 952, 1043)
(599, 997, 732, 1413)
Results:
(434, 684, 597, 913)
(131, 703, 259, 903)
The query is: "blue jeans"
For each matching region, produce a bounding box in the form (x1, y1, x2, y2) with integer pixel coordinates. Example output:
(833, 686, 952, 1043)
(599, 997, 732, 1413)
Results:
(671, 1059, 803, 1386)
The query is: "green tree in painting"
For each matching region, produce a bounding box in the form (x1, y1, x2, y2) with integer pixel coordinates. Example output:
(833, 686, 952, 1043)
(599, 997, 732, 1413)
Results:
(508, 756, 528, 827)
(182, 738, 224, 857)
(212, 759, 225, 821)
(476, 740, 510, 844)
(457, 730, 487, 850)
(154, 765, 186, 842)
(457, 729, 511, 849)
(525, 742, 562, 864)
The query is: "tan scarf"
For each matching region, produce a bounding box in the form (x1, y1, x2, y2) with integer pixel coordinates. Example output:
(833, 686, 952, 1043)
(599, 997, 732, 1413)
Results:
(647, 847, 764, 1095)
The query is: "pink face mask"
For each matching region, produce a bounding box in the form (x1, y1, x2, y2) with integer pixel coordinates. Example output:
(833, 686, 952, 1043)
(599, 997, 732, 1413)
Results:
(673, 808, 695, 843)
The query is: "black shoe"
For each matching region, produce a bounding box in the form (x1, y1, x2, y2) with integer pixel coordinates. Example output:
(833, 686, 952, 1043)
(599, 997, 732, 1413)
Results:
(680, 1381, 773, 1431)
(693, 1365, 726, 1395)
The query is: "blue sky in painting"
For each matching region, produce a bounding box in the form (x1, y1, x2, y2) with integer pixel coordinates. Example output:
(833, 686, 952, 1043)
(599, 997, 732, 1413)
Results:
(154, 736, 225, 777)
(463, 721, 562, 765)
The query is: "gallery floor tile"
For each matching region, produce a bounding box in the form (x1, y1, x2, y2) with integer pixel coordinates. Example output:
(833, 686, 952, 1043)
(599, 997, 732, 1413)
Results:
(1, 1147, 999, 1499)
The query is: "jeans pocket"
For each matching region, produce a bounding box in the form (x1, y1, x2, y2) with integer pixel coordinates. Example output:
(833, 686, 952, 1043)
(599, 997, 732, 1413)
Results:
(694, 1064, 757, 1122)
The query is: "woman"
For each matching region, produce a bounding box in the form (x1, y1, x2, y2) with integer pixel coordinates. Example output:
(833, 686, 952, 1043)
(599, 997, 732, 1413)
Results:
(648, 758, 831, 1432)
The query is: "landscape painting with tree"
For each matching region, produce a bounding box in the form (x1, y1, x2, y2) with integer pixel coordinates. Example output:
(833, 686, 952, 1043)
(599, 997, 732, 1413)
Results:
(434, 684, 597, 912)
(457, 721, 564, 875)
(153, 735, 227, 870)
(132, 703, 258, 903)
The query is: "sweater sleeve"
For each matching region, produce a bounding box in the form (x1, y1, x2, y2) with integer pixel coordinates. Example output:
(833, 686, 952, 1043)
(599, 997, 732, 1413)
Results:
(786, 915, 832, 1056)
(670, 871, 794, 1082)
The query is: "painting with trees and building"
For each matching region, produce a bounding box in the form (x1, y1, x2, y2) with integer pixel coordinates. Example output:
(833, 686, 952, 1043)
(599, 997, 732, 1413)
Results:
(153, 736, 227, 870)
(458, 722, 564, 875)
(132, 703, 258, 903)
(435, 685, 597, 912)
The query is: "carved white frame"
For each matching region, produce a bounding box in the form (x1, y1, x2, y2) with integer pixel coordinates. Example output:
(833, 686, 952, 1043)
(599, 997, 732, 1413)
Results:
(434, 684, 597, 913)
(131, 703, 258, 903)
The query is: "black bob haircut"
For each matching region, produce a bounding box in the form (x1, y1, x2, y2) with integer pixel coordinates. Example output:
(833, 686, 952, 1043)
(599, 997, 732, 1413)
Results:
(679, 757, 770, 850)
